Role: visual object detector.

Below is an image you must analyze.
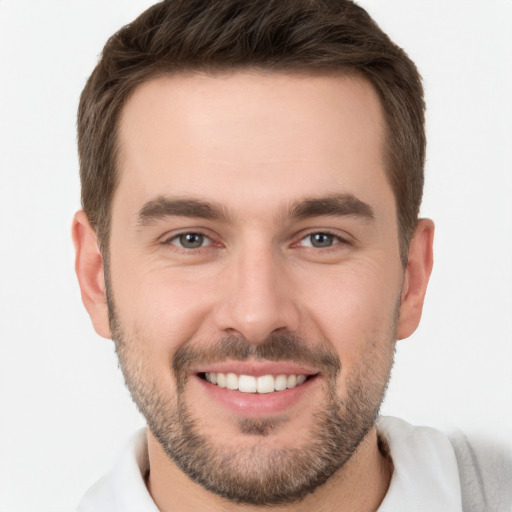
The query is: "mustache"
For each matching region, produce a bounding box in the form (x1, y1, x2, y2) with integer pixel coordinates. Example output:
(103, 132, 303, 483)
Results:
(172, 331, 341, 385)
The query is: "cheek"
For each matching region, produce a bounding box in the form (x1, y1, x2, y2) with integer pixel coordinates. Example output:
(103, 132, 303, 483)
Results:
(110, 273, 206, 398)
(110, 262, 218, 356)
(295, 259, 402, 356)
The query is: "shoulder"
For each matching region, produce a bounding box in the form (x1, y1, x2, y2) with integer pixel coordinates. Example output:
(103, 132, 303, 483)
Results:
(76, 428, 158, 512)
(449, 430, 512, 512)
(76, 472, 117, 512)
(377, 416, 512, 512)
(376, 416, 464, 511)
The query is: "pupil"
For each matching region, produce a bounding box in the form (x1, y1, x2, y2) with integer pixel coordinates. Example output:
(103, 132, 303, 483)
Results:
(312, 233, 332, 247)
(180, 233, 203, 248)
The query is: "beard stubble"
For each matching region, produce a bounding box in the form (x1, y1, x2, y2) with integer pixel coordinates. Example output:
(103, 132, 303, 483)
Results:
(109, 296, 397, 505)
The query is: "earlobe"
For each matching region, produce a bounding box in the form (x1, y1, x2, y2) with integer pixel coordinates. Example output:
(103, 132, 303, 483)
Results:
(397, 218, 435, 340)
(72, 210, 112, 339)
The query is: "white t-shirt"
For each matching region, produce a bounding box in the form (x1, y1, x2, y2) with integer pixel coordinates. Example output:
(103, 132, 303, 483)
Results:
(77, 416, 465, 511)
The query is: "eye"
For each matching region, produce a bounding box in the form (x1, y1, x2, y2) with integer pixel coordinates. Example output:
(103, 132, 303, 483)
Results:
(168, 232, 212, 249)
(298, 232, 341, 248)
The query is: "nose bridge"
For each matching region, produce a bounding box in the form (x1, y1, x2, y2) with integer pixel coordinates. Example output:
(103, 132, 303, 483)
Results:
(214, 238, 299, 343)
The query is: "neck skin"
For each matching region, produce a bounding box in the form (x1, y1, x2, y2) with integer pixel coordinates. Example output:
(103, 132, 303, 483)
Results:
(146, 426, 393, 512)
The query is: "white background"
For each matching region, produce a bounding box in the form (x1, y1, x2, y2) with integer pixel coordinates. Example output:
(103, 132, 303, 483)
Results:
(0, 1, 511, 511)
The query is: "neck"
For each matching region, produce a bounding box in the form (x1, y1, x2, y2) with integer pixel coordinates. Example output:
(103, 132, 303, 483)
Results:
(146, 426, 393, 512)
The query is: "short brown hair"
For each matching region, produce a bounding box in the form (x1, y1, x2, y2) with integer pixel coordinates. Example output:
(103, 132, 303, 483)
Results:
(78, 0, 425, 265)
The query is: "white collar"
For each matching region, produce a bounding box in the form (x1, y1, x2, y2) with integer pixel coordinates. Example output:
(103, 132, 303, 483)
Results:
(77, 428, 158, 512)
(376, 416, 463, 511)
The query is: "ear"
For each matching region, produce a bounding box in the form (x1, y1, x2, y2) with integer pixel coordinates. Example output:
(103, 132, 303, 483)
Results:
(397, 218, 434, 340)
(72, 210, 112, 339)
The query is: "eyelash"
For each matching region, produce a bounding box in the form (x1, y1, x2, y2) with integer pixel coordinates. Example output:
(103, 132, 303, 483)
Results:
(163, 232, 214, 250)
(296, 231, 348, 249)
(161, 230, 349, 252)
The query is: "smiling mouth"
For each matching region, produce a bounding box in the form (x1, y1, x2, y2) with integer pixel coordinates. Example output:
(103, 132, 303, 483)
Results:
(199, 372, 314, 394)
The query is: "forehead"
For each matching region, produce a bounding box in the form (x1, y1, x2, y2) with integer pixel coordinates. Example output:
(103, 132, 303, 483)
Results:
(115, 71, 392, 217)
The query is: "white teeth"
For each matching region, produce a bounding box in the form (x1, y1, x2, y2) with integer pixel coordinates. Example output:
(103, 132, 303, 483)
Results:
(239, 375, 257, 393)
(275, 374, 287, 391)
(204, 372, 309, 393)
(257, 375, 275, 394)
(217, 373, 227, 388)
(286, 375, 297, 388)
(226, 373, 238, 390)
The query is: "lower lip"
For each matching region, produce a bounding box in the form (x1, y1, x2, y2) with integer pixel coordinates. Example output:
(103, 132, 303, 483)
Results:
(193, 374, 319, 417)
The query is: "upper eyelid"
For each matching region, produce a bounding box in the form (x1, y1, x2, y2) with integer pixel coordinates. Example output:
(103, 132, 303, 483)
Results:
(157, 227, 353, 247)
(160, 228, 214, 243)
(162, 232, 216, 252)
(296, 234, 345, 248)
(296, 229, 351, 243)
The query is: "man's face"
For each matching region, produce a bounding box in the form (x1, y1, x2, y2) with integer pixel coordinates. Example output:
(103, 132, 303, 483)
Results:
(103, 72, 407, 503)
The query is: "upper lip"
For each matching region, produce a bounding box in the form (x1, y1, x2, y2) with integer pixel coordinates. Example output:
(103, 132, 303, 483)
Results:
(192, 360, 319, 377)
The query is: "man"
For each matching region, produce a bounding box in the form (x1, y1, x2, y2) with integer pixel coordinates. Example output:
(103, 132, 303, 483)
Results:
(72, 1, 511, 511)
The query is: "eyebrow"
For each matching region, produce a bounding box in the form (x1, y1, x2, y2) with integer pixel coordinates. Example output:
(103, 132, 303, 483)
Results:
(136, 193, 374, 226)
(289, 193, 375, 221)
(137, 197, 231, 225)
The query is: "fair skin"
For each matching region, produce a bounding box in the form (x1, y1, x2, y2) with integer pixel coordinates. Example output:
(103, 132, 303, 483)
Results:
(73, 72, 434, 511)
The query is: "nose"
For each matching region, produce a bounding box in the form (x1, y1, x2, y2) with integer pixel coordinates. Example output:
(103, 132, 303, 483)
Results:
(213, 243, 300, 343)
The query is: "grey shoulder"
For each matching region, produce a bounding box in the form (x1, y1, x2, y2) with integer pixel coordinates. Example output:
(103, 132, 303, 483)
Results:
(449, 431, 512, 512)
